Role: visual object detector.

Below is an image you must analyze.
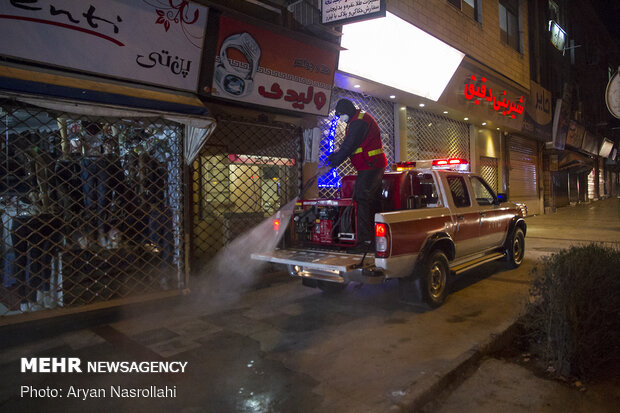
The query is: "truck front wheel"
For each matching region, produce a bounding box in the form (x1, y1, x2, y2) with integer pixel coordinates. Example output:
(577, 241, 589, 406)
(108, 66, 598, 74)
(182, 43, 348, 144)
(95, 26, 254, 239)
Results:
(506, 227, 525, 269)
(420, 250, 450, 308)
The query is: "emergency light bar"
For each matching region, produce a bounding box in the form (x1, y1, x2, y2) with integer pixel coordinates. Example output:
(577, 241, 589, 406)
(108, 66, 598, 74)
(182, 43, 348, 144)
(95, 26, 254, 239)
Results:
(394, 161, 416, 171)
(394, 158, 469, 171)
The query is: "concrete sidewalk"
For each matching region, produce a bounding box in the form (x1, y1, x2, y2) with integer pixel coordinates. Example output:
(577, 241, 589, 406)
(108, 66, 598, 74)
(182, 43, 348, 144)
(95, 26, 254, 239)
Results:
(1, 198, 618, 412)
(425, 197, 620, 413)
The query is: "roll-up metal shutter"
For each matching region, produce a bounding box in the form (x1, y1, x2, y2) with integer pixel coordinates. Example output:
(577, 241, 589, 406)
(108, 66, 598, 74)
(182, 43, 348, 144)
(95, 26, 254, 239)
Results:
(480, 156, 500, 193)
(508, 135, 539, 215)
(588, 169, 596, 200)
(191, 116, 301, 268)
(0, 97, 187, 320)
(406, 108, 470, 161)
(599, 158, 605, 198)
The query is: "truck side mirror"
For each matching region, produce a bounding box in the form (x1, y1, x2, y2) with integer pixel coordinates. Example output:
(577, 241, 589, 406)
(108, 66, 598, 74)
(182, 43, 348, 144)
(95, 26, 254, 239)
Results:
(496, 193, 507, 204)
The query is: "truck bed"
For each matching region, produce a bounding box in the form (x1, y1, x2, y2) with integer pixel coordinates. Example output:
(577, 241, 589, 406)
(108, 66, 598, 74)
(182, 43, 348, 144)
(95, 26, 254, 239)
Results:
(251, 248, 374, 273)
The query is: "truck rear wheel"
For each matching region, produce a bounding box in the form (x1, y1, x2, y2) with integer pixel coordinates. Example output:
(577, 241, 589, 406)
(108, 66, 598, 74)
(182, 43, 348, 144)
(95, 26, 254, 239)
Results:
(420, 250, 449, 308)
(506, 227, 525, 269)
(317, 280, 348, 294)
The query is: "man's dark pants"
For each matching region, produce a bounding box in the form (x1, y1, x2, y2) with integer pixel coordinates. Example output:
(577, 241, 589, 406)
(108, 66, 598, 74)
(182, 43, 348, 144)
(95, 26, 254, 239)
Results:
(353, 168, 384, 244)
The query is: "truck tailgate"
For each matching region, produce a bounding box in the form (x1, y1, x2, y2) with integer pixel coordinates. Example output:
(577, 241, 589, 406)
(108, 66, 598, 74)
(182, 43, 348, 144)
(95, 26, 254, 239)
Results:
(251, 248, 374, 272)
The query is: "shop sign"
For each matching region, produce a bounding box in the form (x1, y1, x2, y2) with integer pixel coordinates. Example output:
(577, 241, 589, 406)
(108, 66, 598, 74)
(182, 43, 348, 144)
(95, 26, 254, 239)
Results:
(208, 15, 337, 116)
(599, 138, 614, 158)
(581, 131, 599, 155)
(0, 0, 207, 92)
(438, 58, 526, 132)
(463, 75, 524, 119)
(521, 80, 552, 141)
(565, 120, 585, 149)
(549, 20, 567, 52)
(228, 154, 295, 166)
(550, 82, 573, 150)
(321, 0, 386, 25)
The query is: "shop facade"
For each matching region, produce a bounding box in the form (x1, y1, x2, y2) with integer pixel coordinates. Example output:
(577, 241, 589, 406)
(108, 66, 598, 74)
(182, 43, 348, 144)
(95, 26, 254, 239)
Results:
(438, 57, 543, 215)
(189, 10, 340, 268)
(0, 1, 215, 322)
(546, 118, 613, 210)
(320, 10, 537, 215)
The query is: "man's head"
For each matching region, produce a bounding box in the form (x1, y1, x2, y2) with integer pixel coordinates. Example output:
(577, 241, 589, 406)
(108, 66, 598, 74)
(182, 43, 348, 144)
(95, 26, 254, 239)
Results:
(334, 99, 357, 123)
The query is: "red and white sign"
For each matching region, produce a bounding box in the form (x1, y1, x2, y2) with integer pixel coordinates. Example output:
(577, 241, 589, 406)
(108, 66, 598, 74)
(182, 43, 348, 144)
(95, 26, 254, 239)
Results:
(210, 15, 338, 116)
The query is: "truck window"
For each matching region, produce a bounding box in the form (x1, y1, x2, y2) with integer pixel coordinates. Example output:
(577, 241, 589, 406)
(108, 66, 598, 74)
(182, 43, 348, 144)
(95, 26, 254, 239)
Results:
(417, 173, 439, 207)
(447, 175, 471, 207)
(470, 176, 496, 206)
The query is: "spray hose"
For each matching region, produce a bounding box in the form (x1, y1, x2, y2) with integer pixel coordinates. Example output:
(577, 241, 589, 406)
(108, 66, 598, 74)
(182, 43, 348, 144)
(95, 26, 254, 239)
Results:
(300, 165, 331, 198)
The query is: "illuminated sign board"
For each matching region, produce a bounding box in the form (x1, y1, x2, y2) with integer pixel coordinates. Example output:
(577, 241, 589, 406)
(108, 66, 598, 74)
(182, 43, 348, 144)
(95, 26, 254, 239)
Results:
(599, 138, 614, 158)
(322, 0, 386, 25)
(339, 12, 464, 101)
(549, 20, 567, 52)
(463, 75, 524, 119)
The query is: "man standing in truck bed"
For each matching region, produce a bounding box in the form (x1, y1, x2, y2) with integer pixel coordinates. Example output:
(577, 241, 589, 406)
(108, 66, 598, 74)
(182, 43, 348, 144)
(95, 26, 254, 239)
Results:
(324, 98, 388, 254)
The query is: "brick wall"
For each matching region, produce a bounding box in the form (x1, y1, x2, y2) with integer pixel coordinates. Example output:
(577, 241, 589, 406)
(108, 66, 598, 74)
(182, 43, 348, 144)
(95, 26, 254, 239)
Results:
(388, 0, 530, 90)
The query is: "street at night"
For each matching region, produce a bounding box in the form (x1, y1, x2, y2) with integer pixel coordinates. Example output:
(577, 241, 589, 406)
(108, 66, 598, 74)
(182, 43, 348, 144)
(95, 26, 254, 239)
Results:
(2, 198, 619, 412)
(1, 0, 619, 412)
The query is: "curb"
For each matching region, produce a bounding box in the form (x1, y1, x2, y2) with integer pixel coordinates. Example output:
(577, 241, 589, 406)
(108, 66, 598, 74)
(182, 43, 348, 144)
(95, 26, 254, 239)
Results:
(393, 320, 522, 412)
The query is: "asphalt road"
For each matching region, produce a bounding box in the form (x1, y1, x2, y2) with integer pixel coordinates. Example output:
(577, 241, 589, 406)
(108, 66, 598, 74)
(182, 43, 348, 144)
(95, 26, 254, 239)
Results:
(1, 198, 618, 412)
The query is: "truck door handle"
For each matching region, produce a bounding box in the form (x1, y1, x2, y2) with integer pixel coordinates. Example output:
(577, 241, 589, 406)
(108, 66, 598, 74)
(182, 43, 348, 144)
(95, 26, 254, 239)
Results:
(457, 215, 465, 221)
(480, 212, 486, 218)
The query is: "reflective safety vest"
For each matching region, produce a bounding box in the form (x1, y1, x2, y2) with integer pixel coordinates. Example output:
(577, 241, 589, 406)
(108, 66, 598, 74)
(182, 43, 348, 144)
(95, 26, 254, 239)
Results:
(349, 110, 388, 171)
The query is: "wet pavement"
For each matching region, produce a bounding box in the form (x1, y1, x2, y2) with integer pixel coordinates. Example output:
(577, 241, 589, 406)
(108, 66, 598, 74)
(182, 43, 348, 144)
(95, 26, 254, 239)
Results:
(1, 197, 619, 412)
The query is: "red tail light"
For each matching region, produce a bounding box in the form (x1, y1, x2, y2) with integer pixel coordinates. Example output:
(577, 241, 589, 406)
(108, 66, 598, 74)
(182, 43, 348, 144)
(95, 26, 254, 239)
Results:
(375, 223, 390, 258)
(376, 223, 386, 237)
(273, 219, 280, 231)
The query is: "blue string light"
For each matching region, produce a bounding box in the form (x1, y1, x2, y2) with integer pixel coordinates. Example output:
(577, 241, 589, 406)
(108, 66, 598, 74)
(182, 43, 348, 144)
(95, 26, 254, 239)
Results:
(318, 115, 341, 188)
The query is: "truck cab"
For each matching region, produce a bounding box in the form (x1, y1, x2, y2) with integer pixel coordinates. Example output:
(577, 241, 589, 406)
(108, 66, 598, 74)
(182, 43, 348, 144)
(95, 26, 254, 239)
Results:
(252, 159, 527, 308)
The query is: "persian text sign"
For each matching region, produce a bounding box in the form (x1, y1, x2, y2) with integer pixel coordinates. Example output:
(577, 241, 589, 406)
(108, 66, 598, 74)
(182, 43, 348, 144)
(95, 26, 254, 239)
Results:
(322, 0, 385, 25)
(437, 58, 526, 131)
(210, 15, 338, 116)
(0, 0, 207, 91)
(522, 80, 552, 141)
(463, 75, 524, 119)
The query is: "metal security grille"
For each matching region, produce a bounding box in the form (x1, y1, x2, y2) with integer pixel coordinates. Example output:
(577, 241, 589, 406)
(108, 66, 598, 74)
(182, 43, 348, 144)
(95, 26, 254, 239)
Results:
(480, 156, 499, 193)
(191, 116, 300, 268)
(0, 98, 184, 318)
(406, 108, 470, 161)
(508, 135, 539, 215)
(318, 88, 395, 198)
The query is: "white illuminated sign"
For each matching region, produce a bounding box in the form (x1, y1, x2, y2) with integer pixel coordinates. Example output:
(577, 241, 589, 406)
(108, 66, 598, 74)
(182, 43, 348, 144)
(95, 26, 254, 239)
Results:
(549, 20, 567, 52)
(338, 12, 465, 101)
(599, 138, 614, 158)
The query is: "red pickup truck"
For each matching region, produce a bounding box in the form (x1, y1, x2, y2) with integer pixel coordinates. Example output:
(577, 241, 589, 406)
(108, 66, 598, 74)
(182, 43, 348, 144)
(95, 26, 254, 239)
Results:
(252, 159, 527, 308)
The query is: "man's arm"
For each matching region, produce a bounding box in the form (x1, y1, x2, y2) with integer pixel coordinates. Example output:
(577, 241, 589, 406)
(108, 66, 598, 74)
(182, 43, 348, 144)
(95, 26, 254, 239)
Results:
(326, 120, 369, 167)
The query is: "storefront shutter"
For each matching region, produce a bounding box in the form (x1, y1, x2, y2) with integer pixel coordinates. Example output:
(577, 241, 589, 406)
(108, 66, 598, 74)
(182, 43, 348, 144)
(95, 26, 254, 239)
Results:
(508, 135, 539, 215)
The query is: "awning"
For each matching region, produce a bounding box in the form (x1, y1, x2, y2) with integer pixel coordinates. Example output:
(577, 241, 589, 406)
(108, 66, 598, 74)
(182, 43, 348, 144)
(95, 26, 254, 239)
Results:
(0, 62, 217, 164)
(558, 150, 594, 174)
(0, 62, 211, 116)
